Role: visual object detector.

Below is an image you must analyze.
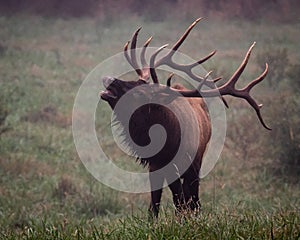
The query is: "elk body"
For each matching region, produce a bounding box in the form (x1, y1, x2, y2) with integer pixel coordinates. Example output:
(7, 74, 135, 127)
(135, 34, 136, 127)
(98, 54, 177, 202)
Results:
(100, 18, 269, 218)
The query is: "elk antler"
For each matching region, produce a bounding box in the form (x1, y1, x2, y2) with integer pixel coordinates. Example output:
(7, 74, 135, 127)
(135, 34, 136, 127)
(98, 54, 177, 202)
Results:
(124, 19, 270, 130)
(175, 43, 270, 130)
(149, 18, 219, 84)
(124, 28, 152, 81)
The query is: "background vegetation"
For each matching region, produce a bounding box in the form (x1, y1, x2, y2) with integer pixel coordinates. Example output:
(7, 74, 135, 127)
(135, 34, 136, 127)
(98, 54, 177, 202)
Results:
(0, 0, 299, 239)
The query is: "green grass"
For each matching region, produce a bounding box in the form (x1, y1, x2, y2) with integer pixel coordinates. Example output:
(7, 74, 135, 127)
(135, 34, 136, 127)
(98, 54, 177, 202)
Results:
(1, 207, 299, 239)
(0, 14, 299, 239)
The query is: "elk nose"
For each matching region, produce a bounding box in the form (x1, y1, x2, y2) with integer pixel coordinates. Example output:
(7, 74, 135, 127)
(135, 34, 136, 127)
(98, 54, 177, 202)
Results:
(102, 76, 115, 88)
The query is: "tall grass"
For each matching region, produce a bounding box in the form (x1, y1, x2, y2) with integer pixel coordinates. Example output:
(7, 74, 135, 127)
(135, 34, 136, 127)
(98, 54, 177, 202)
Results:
(1, 207, 299, 239)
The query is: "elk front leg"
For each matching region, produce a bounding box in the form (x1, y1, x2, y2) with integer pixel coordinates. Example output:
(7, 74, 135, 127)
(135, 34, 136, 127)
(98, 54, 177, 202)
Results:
(183, 176, 201, 212)
(182, 178, 191, 204)
(166, 169, 185, 212)
(166, 177, 185, 214)
(148, 170, 164, 218)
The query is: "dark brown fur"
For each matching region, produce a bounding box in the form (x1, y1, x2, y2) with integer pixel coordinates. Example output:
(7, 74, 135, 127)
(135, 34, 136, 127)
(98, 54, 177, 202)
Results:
(101, 78, 211, 217)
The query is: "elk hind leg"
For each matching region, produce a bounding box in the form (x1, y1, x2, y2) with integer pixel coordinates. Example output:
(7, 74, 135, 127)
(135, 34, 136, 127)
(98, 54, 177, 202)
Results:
(166, 178, 185, 214)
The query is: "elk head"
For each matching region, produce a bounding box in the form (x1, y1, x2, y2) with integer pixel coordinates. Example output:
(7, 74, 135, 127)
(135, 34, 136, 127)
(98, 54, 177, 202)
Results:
(100, 18, 270, 130)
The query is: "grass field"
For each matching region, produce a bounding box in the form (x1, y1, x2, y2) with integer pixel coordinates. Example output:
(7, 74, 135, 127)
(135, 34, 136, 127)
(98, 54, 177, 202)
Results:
(0, 15, 299, 239)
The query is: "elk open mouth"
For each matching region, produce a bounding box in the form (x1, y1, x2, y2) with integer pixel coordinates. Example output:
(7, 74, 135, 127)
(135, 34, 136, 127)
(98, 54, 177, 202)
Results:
(100, 88, 117, 100)
(100, 77, 118, 101)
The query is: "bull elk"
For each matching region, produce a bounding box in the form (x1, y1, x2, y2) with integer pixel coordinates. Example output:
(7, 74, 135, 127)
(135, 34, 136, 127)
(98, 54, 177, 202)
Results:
(100, 18, 270, 218)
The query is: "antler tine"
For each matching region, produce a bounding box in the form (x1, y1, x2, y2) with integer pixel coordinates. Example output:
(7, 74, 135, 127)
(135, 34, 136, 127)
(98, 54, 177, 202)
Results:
(141, 36, 152, 68)
(138, 36, 153, 81)
(243, 63, 268, 93)
(246, 95, 271, 130)
(171, 18, 202, 52)
(166, 73, 175, 87)
(124, 39, 143, 78)
(202, 73, 229, 108)
(129, 27, 144, 78)
(199, 70, 213, 89)
(241, 63, 270, 129)
(212, 77, 223, 83)
(150, 44, 169, 84)
(189, 50, 217, 67)
(223, 42, 256, 92)
(154, 17, 203, 66)
(124, 41, 132, 68)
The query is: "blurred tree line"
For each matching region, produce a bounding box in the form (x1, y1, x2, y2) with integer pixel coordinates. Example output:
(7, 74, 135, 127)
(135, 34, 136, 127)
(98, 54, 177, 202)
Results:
(0, 0, 299, 22)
